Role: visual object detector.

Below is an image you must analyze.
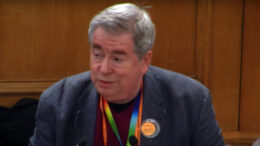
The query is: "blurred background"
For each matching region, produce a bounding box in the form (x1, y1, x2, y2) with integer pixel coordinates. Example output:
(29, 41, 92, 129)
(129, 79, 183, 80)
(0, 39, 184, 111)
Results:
(0, 0, 259, 145)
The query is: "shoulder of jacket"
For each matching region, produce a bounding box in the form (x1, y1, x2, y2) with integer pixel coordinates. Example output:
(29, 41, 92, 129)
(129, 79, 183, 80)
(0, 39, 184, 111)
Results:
(40, 71, 92, 106)
(148, 66, 210, 100)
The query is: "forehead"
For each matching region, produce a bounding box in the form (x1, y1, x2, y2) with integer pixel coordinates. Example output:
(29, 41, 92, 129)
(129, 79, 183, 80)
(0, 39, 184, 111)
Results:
(92, 27, 134, 49)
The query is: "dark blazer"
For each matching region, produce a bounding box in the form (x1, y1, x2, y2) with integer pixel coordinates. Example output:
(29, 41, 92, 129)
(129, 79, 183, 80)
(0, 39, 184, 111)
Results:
(29, 66, 225, 146)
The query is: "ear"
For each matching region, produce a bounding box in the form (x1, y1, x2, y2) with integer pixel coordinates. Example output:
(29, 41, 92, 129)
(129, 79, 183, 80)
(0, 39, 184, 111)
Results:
(141, 50, 152, 74)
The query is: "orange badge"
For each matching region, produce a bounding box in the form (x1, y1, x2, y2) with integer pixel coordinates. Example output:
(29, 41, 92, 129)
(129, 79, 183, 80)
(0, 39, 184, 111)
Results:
(141, 119, 160, 138)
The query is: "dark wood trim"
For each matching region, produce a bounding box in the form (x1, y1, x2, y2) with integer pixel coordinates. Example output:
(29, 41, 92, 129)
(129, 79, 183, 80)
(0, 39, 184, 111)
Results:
(0, 81, 55, 94)
(195, 0, 214, 87)
(223, 131, 260, 145)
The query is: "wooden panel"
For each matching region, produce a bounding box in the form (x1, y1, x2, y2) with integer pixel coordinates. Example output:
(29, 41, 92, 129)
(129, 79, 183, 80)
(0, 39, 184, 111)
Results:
(240, 0, 260, 131)
(196, 0, 243, 131)
(0, 0, 197, 82)
(151, 0, 197, 77)
(210, 0, 243, 131)
(0, 1, 91, 81)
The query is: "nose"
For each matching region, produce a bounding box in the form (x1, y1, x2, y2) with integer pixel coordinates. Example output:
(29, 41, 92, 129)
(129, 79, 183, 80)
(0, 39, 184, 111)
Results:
(99, 58, 112, 74)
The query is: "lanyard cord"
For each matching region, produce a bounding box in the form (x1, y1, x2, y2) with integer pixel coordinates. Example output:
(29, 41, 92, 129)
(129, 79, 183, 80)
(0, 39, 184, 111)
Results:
(99, 85, 143, 146)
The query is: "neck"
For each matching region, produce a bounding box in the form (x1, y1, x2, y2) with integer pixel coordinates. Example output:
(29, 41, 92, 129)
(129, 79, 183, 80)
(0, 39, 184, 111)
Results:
(107, 81, 142, 104)
(109, 95, 138, 104)
(108, 97, 136, 112)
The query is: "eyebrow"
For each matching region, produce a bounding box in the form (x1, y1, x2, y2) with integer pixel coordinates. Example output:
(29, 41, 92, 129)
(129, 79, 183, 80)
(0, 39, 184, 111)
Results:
(112, 50, 127, 56)
(91, 43, 127, 56)
(92, 44, 102, 50)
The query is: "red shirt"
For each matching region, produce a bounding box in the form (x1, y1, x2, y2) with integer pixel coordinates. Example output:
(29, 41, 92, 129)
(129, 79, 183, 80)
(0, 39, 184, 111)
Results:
(94, 98, 135, 146)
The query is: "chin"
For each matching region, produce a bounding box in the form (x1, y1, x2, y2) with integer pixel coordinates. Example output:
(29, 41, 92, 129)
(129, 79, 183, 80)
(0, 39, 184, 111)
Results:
(97, 89, 112, 98)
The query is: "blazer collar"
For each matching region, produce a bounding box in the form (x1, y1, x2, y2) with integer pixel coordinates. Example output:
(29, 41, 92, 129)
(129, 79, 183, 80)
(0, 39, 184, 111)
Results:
(76, 84, 98, 146)
(141, 67, 166, 146)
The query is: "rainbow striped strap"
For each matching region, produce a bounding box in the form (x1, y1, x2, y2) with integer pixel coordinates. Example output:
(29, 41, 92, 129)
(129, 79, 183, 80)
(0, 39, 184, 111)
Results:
(100, 91, 142, 146)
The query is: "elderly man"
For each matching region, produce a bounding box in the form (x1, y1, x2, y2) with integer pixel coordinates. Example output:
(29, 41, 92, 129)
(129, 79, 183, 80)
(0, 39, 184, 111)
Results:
(29, 3, 225, 146)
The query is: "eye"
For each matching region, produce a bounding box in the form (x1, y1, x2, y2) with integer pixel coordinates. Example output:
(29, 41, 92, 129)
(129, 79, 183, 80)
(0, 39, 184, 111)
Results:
(113, 57, 123, 63)
(114, 57, 121, 62)
(92, 51, 104, 62)
(94, 52, 101, 58)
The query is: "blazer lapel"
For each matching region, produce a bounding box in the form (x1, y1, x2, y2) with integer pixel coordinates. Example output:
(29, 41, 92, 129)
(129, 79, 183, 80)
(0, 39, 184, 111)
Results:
(76, 85, 98, 146)
(141, 69, 166, 146)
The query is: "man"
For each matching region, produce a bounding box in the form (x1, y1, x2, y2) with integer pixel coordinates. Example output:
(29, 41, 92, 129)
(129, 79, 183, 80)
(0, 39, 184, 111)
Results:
(29, 3, 225, 146)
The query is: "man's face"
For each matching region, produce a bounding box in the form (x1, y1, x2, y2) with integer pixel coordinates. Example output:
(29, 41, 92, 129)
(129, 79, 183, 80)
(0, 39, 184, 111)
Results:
(90, 27, 151, 104)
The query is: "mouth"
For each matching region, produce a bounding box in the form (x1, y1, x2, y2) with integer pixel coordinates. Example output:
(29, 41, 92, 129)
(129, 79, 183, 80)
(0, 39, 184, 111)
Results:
(98, 80, 114, 88)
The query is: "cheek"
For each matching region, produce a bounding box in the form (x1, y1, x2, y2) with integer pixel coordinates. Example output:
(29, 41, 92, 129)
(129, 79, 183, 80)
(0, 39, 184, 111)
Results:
(90, 70, 96, 82)
(90, 60, 98, 71)
(90, 63, 98, 81)
(120, 69, 142, 83)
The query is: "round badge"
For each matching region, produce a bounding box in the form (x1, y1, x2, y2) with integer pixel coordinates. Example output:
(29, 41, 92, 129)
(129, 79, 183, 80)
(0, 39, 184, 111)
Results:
(141, 119, 160, 138)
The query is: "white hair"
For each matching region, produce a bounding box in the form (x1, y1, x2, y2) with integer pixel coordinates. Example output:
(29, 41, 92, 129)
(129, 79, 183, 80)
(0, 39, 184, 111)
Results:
(253, 137, 260, 146)
(88, 3, 155, 59)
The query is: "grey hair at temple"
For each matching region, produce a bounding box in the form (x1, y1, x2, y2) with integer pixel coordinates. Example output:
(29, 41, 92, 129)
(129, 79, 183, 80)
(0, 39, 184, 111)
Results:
(88, 3, 156, 59)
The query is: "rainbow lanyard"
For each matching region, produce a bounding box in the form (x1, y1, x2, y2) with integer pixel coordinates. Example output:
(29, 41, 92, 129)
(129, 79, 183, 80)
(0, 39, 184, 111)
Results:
(99, 87, 143, 146)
